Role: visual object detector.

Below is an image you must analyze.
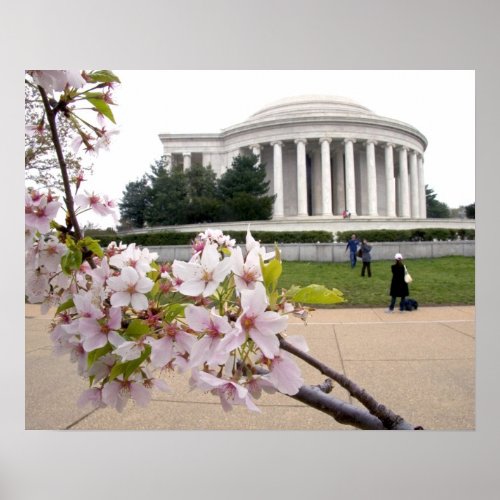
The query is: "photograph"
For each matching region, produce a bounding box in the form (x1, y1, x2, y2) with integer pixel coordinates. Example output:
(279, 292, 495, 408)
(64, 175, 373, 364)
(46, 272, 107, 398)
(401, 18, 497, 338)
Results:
(25, 70, 475, 431)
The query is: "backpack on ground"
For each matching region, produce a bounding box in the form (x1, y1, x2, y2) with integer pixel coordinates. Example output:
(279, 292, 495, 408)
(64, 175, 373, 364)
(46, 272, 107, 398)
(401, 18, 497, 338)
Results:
(405, 298, 419, 311)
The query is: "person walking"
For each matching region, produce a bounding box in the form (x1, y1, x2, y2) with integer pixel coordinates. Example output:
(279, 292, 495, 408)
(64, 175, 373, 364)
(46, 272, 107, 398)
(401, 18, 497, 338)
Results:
(386, 253, 409, 312)
(360, 239, 372, 277)
(345, 233, 360, 268)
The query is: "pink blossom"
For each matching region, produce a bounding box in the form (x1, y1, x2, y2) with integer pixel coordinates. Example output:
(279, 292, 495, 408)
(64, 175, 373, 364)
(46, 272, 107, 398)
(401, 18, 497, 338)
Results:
(172, 242, 231, 297)
(107, 266, 153, 311)
(237, 282, 288, 359)
(193, 371, 260, 412)
(145, 323, 195, 369)
(109, 243, 157, 274)
(77, 388, 105, 409)
(264, 352, 304, 395)
(28, 70, 85, 94)
(73, 291, 104, 320)
(185, 305, 240, 367)
(79, 307, 123, 352)
(75, 190, 116, 218)
(25, 195, 61, 234)
(101, 377, 151, 412)
(230, 246, 263, 292)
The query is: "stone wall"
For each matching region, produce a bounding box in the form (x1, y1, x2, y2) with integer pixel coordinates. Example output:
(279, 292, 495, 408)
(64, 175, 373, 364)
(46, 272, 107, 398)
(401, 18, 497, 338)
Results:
(148, 240, 475, 263)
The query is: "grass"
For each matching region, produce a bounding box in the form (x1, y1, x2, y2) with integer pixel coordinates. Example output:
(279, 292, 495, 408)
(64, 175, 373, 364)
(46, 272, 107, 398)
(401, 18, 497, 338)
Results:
(279, 256, 475, 308)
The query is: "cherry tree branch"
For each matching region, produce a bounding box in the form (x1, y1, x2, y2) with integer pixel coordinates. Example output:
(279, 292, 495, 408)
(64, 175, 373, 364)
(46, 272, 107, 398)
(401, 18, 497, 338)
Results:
(38, 85, 83, 241)
(279, 335, 422, 430)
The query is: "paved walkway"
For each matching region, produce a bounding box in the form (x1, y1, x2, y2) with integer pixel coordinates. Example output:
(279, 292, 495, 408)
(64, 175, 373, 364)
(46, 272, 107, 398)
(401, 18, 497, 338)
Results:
(25, 303, 475, 430)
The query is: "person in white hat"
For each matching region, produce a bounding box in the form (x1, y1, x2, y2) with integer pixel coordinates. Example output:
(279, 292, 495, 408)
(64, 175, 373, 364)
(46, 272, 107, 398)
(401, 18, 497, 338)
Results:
(385, 253, 409, 312)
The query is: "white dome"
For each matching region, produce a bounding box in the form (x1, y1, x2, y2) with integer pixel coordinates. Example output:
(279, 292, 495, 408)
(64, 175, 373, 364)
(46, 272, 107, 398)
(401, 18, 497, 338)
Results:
(249, 94, 374, 120)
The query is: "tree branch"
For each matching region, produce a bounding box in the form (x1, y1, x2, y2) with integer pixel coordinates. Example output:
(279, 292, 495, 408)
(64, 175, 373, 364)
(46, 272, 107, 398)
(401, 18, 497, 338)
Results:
(38, 85, 83, 241)
(279, 335, 421, 430)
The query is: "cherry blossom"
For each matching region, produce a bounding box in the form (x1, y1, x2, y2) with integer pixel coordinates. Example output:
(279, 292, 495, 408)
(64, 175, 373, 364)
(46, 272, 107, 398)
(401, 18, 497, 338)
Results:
(230, 245, 263, 291)
(192, 371, 260, 412)
(172, 242, 232, 297)
(101, 376, 151, 412)
(185, 305, 240, 367)
(79, 307, 123, 352)
(107, 266, 153, 311)
(25, 194, 61, 234)
(75, 190, 117, 218)
(28, 70, 86, 94)
(237, 282, 288, 358)
(109, 243, 157, 274)
(263, 352, 304, 395)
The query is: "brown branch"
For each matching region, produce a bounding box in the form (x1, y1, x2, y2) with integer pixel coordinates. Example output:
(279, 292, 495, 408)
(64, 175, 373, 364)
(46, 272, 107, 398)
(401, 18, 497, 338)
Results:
(37, 85, 96, 269)
(38, 85, 83, 241)
(279, 335, 420, 430)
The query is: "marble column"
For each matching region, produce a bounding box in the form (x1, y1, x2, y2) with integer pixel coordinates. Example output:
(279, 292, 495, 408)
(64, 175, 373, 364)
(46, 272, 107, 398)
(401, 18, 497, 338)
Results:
(366, 140, 378, 216)
(271, 141, 284, 218)
(384, 143, 396, 217)
(398, 147, 410, 217)
(409, 150, 420, 218)
(333, 147, 345, 214)
(319, 138, 333, 216)
(418, 154, 426, 219)
(183, 152, 191, 171)
(202, 152, 211, 168)
(251, 144, 261, 166)
(344, 139, 356, 215)
(164, 153, 172, 171)
(295, 139, 308, 216)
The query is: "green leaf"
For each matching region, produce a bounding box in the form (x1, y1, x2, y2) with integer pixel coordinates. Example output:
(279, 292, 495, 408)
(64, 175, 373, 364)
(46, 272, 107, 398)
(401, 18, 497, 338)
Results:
(123, 345, 151, 380)
(79, 236, 104, 258)
(289, 284, 345, 305)
(56, 297, 75, 314)
(260, 257, 282, 293)
(60, 249, 83, 275)
(87, 70, 121, 84)
(124, 319, 150, 339)
(108, 362, 127, 382)
(164, 303, 186, 322)
(87, 97, 116, 123)
(87, 344, 113, 369)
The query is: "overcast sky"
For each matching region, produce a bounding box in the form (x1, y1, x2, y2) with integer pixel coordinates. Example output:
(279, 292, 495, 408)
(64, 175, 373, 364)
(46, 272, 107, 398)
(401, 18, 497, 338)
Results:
(84, 69, 475, 228)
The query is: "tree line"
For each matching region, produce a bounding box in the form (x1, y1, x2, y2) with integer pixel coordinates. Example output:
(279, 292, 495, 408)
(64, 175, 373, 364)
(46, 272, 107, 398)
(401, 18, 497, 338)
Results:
(118, 154, 276, 228)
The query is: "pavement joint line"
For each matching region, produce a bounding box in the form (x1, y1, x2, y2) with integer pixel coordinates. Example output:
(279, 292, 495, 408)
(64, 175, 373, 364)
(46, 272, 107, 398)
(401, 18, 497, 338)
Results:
(440, 322, 475, 339)
(332, 324, 352, 405)
(344, 357, 475, 362)
(290, 319, 474, 326)
(65, 408, 100, 430)
(150, 398, 307, 408)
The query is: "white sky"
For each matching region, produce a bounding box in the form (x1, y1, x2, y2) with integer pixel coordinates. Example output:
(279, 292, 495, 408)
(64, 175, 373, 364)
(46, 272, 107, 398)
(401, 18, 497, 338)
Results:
(84, 69, 475, 228)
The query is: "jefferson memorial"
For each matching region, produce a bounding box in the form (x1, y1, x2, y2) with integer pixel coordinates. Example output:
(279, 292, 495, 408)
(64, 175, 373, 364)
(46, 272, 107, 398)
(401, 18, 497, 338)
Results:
(159, 95, 427, 220)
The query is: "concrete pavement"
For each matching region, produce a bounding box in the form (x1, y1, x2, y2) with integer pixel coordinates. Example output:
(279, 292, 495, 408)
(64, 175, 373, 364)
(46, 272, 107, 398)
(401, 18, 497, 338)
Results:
(25, 303, 475, 431)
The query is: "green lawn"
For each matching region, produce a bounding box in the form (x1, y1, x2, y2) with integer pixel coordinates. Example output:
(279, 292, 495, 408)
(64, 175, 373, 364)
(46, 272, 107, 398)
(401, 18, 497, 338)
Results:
(279, 256, 475, 307)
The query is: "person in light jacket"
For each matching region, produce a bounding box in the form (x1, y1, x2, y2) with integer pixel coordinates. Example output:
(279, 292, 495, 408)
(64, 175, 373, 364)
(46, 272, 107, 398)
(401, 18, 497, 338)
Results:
(386, 253, 409, 312)
(360, 239, 372, 277)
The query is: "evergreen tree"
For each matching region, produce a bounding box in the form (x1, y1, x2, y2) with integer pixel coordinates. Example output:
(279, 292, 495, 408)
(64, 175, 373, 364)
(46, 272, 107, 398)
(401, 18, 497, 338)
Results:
(184, 163, 222, 223)
(465, 202, 475, 219)
(118, 175, 151, 228)
(217, 154, 275, 221)
(145, 160, 189, 226)
(425, 185, 450, 218)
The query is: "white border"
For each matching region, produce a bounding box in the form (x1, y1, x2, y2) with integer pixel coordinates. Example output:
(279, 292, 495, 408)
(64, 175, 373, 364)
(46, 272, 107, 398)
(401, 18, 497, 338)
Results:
(5, 1, 498, 499)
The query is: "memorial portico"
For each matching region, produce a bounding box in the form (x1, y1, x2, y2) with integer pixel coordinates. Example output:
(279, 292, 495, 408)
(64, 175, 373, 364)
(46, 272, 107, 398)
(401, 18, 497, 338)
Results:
(159, 95, 428, 220)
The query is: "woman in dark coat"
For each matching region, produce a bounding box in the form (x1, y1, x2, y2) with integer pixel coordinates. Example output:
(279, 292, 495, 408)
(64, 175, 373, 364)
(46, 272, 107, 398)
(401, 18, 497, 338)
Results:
(386, 253, 409, 312)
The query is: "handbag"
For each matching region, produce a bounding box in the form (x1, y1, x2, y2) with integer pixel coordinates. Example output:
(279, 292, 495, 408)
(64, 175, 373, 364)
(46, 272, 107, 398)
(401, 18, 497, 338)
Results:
(356, 248, 362, 258)
(404, 265, 413, 284)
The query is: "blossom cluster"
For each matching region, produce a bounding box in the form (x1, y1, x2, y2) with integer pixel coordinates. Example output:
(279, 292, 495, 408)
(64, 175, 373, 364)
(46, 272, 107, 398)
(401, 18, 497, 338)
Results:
(26, 193, 308, 412)
(24, 69, 327, 415)
(26, 69, 121, 157)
